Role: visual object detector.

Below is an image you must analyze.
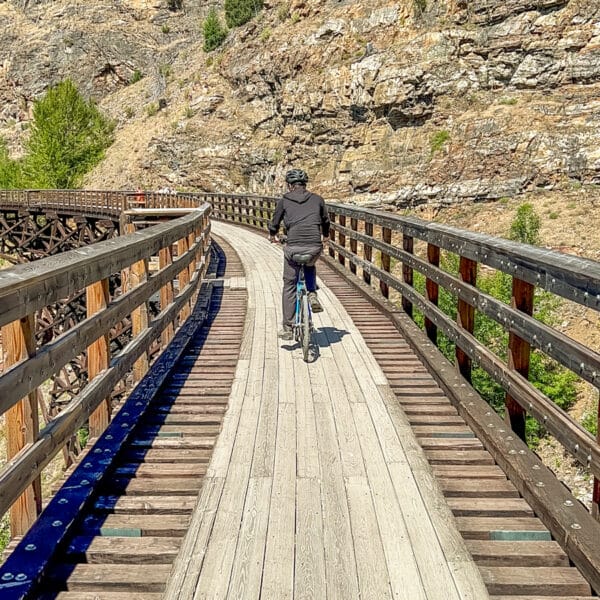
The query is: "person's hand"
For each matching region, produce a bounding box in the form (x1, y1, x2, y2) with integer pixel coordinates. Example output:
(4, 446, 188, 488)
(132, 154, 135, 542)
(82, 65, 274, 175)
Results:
(268, 234, 279, 244)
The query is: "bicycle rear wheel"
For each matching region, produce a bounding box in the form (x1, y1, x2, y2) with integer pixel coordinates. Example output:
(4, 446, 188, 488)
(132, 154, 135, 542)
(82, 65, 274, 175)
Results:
(301, 293, 310, 362)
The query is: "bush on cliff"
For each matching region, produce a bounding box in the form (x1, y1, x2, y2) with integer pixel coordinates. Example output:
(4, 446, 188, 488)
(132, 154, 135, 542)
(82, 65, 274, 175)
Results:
(203, 9, 228, 52)
(224, 0, 263, 28)
(24, 79, 114, 189)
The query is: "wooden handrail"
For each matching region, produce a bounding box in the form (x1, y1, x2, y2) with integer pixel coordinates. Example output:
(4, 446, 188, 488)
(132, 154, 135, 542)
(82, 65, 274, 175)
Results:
(0, 204, 211, 535)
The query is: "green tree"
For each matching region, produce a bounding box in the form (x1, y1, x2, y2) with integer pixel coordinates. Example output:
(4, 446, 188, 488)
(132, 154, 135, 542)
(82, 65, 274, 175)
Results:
(203, 8, 228, 52)
(224, 0, 263, 28)
(24, 80, 114, 189)
(509, 203, 541, 245)
(0, 139, 23, 188)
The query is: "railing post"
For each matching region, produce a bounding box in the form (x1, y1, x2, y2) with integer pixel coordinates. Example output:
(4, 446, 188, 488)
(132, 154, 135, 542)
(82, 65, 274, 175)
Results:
(594, 421, 600, 518)
(402, 234, 414, 317)
(329, 212, 336, 259)
(456, 256, 477, 382)
(178, 235, 191, 321)
(380, 227, 392, 299)
(123, 222, 150, 382)
(2, 315, 41, 536)
(425, 243, 440, 343)
(506, 277, 534, 442)
(251, 198, 258, 228)
(159, 244, 175, 348)
(350, 218, 358, 275)
(338, 215, 346, 266)
(87, 278, 111, 438)
(364, 221, 373, 285)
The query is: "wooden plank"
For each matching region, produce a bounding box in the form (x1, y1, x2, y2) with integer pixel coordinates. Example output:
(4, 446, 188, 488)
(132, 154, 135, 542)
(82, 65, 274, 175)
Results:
(83, 514, 190, 537)
(162, 478, 225, 599)
(261, 403, 296, 599)
(227, 477, 271, 600)
(479, 566, 591, 596)
(66, 536, 181, 563)
(314, 402, 361, 600)
(94, 496, 196, 514)
(439, 479, 519, 498)
(447, 497, 534, 517)
(322, 357, 365, 477)
(455, 517, 548, 540)
(44, 593, 163, 600)
(295, 478, 326, 600)
(345, 476, 393, 600)
(48, 564, 170, 592)
(465, 540, 568, 567)
(351, 402, 426, 600)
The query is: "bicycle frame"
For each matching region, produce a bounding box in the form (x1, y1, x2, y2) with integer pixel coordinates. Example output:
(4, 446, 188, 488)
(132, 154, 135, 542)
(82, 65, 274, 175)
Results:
(293, 266, 311, 332)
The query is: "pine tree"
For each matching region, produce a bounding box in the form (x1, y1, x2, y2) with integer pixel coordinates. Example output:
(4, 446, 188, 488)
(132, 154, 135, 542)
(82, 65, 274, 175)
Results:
(203, 8, 228, 52)
(24, 80, 114, 189)
(224, 0, 263, 29)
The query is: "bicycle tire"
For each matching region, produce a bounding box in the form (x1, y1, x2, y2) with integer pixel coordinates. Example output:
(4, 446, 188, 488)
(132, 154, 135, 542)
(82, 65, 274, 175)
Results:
(301, 293, 310, 362)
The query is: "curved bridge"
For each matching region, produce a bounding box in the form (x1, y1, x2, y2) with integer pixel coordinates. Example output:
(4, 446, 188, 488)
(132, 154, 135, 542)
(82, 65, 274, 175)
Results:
(0, 191, 599, 599)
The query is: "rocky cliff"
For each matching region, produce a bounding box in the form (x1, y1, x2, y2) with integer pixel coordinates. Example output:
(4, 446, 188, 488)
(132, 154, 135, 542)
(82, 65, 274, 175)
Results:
(1, 0, 600, 207)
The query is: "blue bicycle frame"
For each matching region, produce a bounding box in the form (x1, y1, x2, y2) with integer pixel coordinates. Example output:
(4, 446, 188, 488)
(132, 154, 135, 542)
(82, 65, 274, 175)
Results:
(294, 266, 311, 330)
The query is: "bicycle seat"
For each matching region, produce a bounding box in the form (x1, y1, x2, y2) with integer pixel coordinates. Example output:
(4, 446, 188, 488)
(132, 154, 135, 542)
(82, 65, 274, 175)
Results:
(291, 253, 313, 265)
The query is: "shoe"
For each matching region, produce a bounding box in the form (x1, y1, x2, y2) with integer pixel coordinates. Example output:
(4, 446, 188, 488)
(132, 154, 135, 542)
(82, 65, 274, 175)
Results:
(278, 324, 293, 340)
(308, 291, 323, 313)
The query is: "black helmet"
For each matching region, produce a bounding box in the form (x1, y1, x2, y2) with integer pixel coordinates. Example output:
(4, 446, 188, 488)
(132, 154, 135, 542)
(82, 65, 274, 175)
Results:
(285, 168, 309, 185)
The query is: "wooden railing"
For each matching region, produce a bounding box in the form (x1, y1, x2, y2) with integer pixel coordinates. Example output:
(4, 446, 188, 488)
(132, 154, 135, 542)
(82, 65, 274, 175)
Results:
(206, 195, 600, 506)
(2, 189, 599, 589)
(0, 204, 211, 537)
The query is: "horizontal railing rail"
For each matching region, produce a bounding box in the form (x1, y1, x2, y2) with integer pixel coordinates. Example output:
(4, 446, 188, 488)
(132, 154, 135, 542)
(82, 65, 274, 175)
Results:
(0, 203, 211, 538)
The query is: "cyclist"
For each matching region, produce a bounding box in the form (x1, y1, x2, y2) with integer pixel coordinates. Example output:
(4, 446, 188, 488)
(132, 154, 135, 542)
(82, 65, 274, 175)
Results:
(268, 168, 330, 340)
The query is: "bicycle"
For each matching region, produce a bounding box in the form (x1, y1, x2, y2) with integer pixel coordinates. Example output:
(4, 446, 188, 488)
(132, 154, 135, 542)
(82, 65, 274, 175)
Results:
(270, 234, 316, 362)
(289, 251, 315, 362)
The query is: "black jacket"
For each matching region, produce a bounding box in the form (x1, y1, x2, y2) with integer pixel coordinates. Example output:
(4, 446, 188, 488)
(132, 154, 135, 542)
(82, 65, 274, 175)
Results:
(268, 188, 330, 246)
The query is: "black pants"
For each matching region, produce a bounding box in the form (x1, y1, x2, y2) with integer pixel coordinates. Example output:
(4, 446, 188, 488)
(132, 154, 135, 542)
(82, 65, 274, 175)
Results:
(282, 244, 322, 326)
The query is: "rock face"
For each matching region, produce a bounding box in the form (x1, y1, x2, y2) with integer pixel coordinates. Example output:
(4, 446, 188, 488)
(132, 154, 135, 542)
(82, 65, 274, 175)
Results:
(1, 0, 600, 207)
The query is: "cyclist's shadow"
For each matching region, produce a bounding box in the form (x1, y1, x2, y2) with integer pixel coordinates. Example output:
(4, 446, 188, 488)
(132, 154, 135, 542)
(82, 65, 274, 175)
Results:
(280, 326, 350, 362)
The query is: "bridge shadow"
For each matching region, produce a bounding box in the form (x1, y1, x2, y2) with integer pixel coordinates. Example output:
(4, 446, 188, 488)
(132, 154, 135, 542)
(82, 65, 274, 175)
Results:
(41, 242, 230, 593)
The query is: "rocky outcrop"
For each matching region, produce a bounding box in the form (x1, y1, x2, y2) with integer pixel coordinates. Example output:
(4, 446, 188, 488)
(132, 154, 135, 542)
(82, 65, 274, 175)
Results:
(1, 0, 600, 208)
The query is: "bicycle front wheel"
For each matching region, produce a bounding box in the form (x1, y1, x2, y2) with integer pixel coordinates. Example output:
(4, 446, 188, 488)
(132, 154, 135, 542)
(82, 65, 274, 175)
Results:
(301, 293, 311, 362)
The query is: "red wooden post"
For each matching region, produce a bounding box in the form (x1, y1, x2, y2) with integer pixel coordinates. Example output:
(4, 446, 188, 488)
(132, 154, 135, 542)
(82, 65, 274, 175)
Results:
(456, 256, 477, 382)
(594, 422, 600, 518)
(350, 218, 358, 275)
(338, 215, 346, 266)
(364, 221, 373, 285)
(380, 227, 392, 299)
(506, 277, 534, 442)
(329, 213, 336, 259)
(402, 234, 414, 317)
(159, 244, 175, 348)
(178, 235, 191, 322)
(87, 278, 111, 438)
(425, 243, 440, 343)
(2, 315, 41, 536)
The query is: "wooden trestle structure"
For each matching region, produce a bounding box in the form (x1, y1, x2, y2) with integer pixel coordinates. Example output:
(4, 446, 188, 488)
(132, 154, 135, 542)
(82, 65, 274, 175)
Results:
(0, 190, 598, 599)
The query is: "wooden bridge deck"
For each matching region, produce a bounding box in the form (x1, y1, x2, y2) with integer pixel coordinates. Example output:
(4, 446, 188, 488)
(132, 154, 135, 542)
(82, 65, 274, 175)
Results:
(165, 222, 489, 600)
